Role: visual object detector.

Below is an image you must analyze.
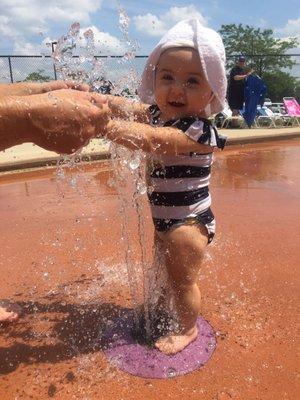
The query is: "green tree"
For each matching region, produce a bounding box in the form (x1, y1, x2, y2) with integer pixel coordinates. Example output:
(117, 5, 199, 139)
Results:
(219, 24, 298, 75)
(24, 69, 51, 82)
(219, 24, 299, 100)
(263, 71, 299, 102)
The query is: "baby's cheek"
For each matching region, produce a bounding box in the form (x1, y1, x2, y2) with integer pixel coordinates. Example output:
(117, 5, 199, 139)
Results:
(154, 92, 166, 106)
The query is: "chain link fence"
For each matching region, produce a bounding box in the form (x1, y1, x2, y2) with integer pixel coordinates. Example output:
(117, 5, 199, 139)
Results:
(1, 54, 299, 100)
(0, 54, 300, 83)
(0, 55, 148, 84)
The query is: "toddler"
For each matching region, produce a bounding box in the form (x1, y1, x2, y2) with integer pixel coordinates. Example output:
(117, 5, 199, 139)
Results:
(101, 19, 227, 355)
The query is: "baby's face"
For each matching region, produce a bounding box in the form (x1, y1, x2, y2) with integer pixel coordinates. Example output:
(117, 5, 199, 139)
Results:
(154, 48, 212, 120)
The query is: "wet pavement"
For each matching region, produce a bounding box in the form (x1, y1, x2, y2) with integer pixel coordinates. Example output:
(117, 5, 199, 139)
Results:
(0, 139, 299, 399)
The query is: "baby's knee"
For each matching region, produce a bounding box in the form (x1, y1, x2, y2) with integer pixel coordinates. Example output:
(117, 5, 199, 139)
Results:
(166, 228, 206, 261)
(164, 236, 205, 285)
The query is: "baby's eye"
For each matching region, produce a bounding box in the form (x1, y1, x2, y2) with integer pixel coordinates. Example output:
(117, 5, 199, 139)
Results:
(161, 74, 173, 81)
(187, 77, 199, 85)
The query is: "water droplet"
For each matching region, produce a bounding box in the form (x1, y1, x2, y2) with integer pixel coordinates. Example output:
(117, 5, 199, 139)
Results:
(43, 272, 49, 280)
(129, 157, 140, 170)
(166, 367, 177, 378)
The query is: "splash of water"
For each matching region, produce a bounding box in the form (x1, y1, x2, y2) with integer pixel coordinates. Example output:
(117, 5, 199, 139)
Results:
(52, 22, 107, 90)
(108, 143, 148, 330)
(49, 2, 158, 356)
(131, 153, 152, 340)
(112, 3, 140, 97)
(52, 22, 80, 80)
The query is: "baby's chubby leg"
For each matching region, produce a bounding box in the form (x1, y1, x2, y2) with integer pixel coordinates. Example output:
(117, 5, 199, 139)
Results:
(154, 223, 208, 355)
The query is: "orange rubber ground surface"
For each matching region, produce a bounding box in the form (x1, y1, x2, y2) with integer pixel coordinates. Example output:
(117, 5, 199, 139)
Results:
(0, 140, 299, 399)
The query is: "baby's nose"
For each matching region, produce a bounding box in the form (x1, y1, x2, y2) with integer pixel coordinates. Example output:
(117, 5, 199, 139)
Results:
(170, 81, 186, 94)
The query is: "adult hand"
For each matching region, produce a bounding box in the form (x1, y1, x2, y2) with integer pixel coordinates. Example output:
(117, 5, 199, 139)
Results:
(40, 80, 90, 93)
(0, 80, 90, 97)
(25, 89, 109, 154)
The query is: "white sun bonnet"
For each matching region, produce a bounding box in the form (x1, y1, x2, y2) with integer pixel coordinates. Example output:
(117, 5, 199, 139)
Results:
(138, 19, 227, 116)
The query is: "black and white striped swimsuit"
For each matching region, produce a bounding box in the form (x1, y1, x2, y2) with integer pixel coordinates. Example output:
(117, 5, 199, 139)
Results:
(147, 105, 226, 243)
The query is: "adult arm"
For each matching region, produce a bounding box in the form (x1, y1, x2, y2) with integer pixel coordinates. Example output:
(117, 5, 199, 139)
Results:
(233, 68, 255, 81)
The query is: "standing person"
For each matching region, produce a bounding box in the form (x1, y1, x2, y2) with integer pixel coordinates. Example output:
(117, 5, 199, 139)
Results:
(100, 18, 227, 355)
(227, 56, 253, 126)
(0, 80, 109, 322)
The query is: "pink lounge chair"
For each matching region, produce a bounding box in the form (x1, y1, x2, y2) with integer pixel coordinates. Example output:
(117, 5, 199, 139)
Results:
(283, 97, 300, 126)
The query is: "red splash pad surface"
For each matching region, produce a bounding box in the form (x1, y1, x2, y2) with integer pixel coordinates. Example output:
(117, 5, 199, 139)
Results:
(0, 140, 299, 399)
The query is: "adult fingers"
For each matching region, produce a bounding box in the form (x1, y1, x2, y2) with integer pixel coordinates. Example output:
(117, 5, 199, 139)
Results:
(68, 90, 107, 108)
(64, 81, 90, 92)
(45, 80, 70, 91)
(89, 92, 108, 107)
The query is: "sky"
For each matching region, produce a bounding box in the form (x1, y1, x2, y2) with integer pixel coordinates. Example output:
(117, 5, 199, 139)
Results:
(0, 0, 299, 81)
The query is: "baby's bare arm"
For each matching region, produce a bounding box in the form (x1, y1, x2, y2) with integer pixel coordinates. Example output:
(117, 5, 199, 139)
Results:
(105, 119, 212, 155)
(106, 95, 150, 124)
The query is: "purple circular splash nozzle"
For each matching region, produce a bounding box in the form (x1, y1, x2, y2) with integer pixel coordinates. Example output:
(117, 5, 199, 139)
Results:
(103, 312, 216, 379)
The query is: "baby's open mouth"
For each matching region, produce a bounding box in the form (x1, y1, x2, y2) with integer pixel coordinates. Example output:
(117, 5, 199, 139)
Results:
(168, 101, 185, 108)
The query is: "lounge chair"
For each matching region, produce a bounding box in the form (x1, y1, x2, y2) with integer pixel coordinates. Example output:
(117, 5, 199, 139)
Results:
(263, 98, 272, 107)
(283, 97, 300, 126)
(255, 106, 285, 128)
(269, 103, 293, 125)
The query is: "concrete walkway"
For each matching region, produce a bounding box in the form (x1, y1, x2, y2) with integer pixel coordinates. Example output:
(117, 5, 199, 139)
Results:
(0, 126, 299, 171)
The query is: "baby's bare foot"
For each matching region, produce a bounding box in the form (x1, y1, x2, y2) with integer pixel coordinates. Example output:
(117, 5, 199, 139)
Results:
(154, 326, 198, 355)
